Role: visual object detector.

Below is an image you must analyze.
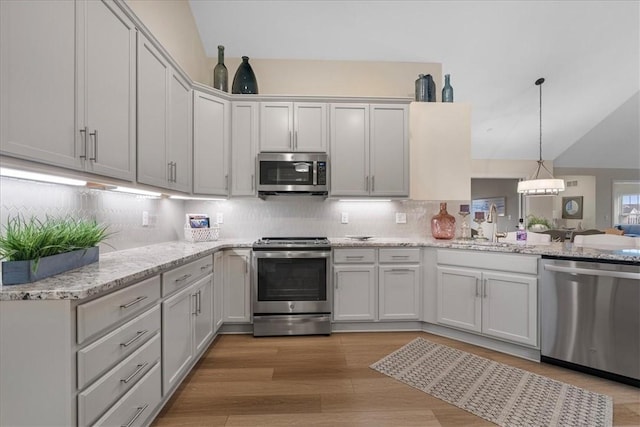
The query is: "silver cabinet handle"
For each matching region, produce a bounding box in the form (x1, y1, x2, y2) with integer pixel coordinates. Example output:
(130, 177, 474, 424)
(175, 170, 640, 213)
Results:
(371, 176, 375, 192)
(121, 403, 149, 427)
(289, 130, 293, 149)
(365, 175, 369, 191)
(197, 290, 202, 314)
(192, 293, 198, 315)
(345, 255, 364, 259)
(173, 162, 177, 182)
(475, 278, 479, 298)
(294, 130, 298, 150)
(89, 129, 98, 161)
(200, 263, 213, 271)
(251, 174, 254, 191)
(120, 330, 148, 348)
(175, 273, 192, 283)
(335, 271, 339, 289)
(121, 362, 149, 384)
(391, 255, 410, 259)
(245, 256, 249, 274)
(120, 295, 147, 309)
(389, 268, 411, 273)
(79, 127, 88, 159)
(225, 174, 229, 190)
(167, 162, 173, 182)
(483, 278, 488, 298)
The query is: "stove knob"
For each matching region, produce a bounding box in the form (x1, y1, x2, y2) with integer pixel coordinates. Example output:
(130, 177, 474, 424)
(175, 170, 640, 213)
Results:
(289, 303, 295, 310)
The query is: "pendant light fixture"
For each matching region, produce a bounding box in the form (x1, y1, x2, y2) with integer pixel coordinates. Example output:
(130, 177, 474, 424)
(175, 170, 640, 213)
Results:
(517, 78, 565, 196)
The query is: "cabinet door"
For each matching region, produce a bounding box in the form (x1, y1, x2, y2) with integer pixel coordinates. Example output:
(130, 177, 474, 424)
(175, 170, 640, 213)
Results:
(161, 285, 193, 394)
(379, 265, 420, 320)
(294, 103, 327, 152)
(369, 104, 408, 197)
(330, 104, 369, 196)
(231, 102, 258, 196)
(333, 265, 376, 321)
(436, 266, 482, 333)
(167, 71, 192, 192)
(482, 271, 538, 346)
(137, 35, 168, 188)
(82, 0, 136, 181)
(193, 90, 230, 196)
(0, 0, 80, 170)
(193, 275, 214, 355)
(223, 250, 251, 323)
(259, 102, 293, 152)
(213, 251, 224, 333)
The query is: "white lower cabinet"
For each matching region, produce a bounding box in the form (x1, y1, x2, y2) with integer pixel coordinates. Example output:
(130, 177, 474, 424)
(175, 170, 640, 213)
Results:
(333, 248, 421, 322)
(334, 265, 376, 321)
(223, 249, 251, 323)
(162, 273, 214, 394)
(436, 249, 539, 347)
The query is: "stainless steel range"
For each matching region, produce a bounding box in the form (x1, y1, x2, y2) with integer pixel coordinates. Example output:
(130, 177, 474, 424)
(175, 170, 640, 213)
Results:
(252, 237, 332, 336)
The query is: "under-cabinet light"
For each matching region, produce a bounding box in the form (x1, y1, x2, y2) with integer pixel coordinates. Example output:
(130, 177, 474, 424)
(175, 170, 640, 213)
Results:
(0, 167, 87, 186)
(338, 199, 392, 202)
(112, 186, 162, 197)
(169, 195, 227, 201)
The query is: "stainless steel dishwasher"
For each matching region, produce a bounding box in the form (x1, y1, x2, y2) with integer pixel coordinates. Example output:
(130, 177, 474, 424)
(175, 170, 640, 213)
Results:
(541, 258, 640, 386)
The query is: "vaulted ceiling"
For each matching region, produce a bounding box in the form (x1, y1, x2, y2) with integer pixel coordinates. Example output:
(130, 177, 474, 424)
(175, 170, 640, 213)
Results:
(189, 1, 639, 167)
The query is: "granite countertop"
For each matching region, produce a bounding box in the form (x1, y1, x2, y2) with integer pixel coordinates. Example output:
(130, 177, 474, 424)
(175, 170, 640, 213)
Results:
(1, 237, 637, 301)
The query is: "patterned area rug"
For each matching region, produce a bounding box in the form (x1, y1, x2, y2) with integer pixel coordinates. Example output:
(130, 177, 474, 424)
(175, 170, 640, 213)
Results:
(370, 338, 612, 427)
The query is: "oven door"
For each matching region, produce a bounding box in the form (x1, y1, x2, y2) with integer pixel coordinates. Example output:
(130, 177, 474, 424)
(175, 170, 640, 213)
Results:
(252, 250, 331, 314)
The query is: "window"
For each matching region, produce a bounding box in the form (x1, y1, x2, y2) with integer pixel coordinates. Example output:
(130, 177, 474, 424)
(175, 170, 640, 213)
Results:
(613, 181, 640, 225)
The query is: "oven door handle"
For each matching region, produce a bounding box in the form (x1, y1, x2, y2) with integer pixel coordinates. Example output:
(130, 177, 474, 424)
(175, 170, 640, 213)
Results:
(252, 251, 331, 259)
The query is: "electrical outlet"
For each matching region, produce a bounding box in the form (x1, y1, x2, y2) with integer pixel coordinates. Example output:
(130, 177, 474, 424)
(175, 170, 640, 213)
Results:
(396, 212, 407, 224)
(216, 212, 224, 224)
(341, 212, 349, 224)
(142, 211, 149, 227)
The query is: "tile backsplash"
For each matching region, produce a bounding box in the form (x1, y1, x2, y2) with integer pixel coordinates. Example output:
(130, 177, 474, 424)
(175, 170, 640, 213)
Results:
(1, 177, 466, 252)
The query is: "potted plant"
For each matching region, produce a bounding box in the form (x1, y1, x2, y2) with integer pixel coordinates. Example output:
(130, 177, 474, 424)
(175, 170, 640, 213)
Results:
(526, 214, 552, 232)
(0, 216, 110, 285)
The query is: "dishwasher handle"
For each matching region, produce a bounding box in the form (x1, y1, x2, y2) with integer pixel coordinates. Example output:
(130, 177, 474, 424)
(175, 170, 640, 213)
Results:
(544, 264, 640, 280)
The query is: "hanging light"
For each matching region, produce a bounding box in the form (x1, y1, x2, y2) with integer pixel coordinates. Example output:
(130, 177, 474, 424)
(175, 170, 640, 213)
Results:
(517, 78, 565, 196)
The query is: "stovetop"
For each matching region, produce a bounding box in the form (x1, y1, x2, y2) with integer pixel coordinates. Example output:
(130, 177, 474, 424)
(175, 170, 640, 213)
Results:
(253, 237, 331, 249)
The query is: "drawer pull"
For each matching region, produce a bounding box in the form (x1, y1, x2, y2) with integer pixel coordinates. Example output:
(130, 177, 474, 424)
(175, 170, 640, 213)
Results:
(389, 269, 411, 273)
(345, 256, 364, 259)
(391, 255, 410, 258)
(120, 330, 148, 348)
(175, 273, 192, 283)
(200, 264, 213, 271)
(121, 362, 149, 384)
(121, 403, 149, 427)
(120, 296, 148, 309)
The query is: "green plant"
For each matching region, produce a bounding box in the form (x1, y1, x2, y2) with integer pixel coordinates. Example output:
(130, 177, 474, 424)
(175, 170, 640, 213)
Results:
(526, 214, 552, 230)
(0, 216, 110, 262)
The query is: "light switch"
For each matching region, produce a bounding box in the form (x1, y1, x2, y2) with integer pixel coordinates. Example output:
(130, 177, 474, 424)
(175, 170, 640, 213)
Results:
(216, 212, 224, 224)
(142, 211, 149, 227)
(396, 212, 407, 224)
(341, 212, 349, 224)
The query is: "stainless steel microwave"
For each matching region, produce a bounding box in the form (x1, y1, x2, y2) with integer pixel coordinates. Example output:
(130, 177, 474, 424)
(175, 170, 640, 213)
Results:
(257, 152, 329, 196)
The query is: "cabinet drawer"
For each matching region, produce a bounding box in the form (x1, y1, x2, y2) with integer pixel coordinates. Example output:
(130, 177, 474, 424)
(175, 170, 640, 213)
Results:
(78, 333, 160, 427)
(379, 248, 420, 263)
(437, 249, 538, 275)
(92, 361, 161, 427)
(77, 305, 160, 389)
(162, 255, 213, 296)
(77, 275, 161, 344)
(333, 248, 376, 263)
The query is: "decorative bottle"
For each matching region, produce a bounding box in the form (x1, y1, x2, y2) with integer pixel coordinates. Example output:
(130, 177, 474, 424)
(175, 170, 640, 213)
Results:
(442, 74, 454, 102)
(516, 218, 527, 244)
(232, 56, 259, 94)
(431, 203, 456, 240)
(425, 74, 436, 102)
(415, 74, 426, 102)
(213, 45, 228, 92)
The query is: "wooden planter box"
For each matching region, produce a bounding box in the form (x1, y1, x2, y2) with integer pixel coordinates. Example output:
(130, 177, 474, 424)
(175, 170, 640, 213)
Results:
(1, 247, 99, 285)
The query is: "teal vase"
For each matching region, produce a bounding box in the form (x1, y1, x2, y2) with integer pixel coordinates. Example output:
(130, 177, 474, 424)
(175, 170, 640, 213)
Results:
(213, 45, 228, 92)
(232, 56, 258, 94)
(442, 74, 454, 102)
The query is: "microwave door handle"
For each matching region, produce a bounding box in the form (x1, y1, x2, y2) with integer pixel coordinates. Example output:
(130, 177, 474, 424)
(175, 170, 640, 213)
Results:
(313, 161, 317, 185)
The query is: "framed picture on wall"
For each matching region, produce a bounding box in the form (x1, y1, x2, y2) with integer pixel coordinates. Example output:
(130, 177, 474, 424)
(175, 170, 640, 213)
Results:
(562, 196, 583, 219)
(471, 196, 506, 216)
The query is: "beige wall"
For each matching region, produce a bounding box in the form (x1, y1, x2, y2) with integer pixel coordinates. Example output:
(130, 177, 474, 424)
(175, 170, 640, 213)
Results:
(126, 0, 209, 84)
(216, 58, 441, 98)
(553, 175, 597, 230)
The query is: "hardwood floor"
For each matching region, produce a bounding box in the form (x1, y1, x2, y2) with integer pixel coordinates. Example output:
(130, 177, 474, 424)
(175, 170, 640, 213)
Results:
(152, 332, 640, 426)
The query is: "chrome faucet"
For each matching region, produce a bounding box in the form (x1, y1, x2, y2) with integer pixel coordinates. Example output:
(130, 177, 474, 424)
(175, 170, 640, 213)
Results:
(486, 203, 504, 243)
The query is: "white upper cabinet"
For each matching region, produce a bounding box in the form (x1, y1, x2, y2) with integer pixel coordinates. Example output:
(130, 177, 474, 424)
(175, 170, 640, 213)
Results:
(259, 102, 327, 152)
(193, 90, 230, 196)
(1, 0, 136, 181)
(137, 34, 192, 192)
(410, 103, 471, 201)
(231, 102, 258, 196)
(330, 103, 409, 197)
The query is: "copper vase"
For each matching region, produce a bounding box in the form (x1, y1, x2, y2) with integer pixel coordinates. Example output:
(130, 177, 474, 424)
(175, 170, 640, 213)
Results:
(431, 202, 456, 239)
